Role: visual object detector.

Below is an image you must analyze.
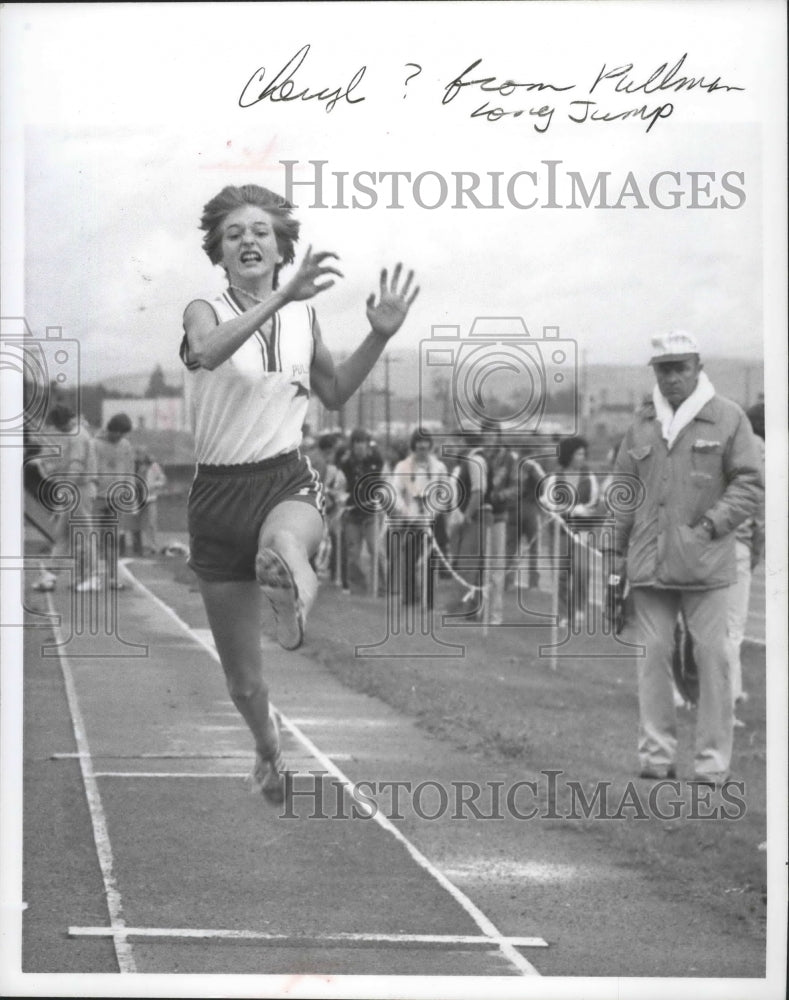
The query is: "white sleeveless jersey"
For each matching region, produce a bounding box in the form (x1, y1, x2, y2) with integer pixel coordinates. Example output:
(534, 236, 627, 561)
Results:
(181, 291, 315, 465)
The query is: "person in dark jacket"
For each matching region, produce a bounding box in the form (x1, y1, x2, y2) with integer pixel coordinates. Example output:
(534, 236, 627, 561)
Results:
(339, 428, 387, 595)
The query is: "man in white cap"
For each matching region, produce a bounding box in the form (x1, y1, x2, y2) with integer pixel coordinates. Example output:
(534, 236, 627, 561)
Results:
(609, 332, 763, 786)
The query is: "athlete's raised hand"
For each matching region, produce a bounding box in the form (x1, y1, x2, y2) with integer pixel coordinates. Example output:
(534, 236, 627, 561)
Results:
(283, 246, 343, 302)
(366, 263, 420, 340)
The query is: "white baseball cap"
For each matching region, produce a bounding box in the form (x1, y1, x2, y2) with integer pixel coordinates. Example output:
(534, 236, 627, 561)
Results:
(649, 330, 700, 365)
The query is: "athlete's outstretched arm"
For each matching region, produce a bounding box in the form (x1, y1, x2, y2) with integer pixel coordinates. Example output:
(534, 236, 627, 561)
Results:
(183, 248, 341, 371)
(310, 264, 419, 410)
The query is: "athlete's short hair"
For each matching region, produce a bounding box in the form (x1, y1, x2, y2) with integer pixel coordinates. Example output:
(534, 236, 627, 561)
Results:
(200, 185, 300, 288)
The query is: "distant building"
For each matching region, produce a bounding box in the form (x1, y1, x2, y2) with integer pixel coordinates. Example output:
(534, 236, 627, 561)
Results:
(102, 397, 187, 432)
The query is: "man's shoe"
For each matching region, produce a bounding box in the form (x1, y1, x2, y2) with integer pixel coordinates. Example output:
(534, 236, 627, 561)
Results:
(688, 772, 731, 790)
(32, 573, 56, 592)
(75, 575, 101, 593)
(256, 548, 317, 651)
(639, 766, 677, 780)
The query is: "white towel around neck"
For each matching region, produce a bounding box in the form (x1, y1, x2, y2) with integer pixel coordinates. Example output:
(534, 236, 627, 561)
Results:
(652, 370, 716, 450)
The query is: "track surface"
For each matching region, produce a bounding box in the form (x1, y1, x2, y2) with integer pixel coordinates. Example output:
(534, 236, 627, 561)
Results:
(19, 552, 768, 981)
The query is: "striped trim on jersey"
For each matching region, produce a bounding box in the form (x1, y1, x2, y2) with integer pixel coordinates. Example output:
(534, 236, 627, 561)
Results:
(180, 294, 317, 373)
(224, 288, 282, 372)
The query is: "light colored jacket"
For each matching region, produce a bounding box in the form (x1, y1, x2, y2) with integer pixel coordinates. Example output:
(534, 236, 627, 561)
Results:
(391, 453, 449, 520)
(94, 433, 135, 501)
(734, 436, 765, 561)
(613, 394, 763, 590)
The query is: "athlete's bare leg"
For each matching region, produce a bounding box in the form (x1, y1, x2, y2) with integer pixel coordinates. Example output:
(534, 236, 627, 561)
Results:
(197, 578, 278, 755)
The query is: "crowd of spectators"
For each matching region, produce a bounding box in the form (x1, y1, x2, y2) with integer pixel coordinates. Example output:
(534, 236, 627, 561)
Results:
(302, 423, 585, 619)
(25, 407, 167, 592)
(303, 399, 765, 670)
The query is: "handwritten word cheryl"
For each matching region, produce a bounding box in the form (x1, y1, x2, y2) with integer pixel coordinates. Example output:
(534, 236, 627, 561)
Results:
(239, 44, 366, 113)
(442, 58, 574, 106)
(590, 53, 745, 96)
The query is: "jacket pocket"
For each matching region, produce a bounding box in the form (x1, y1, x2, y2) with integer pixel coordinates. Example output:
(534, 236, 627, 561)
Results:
(690, 441, 723, 479)
(660, 523, 734, 587)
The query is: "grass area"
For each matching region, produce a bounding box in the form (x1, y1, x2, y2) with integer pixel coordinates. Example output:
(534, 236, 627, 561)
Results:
(303, 581, 767, 942)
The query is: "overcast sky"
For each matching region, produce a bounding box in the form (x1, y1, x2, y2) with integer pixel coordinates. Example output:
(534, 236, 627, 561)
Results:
(3, 2, 784, 386)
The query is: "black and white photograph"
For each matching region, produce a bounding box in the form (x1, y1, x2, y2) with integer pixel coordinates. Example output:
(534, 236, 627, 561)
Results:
(1, 2, 786, 997)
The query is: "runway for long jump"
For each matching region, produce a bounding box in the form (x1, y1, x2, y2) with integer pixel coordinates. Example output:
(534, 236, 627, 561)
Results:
(23, 559, 547, 978)
(20, 553, 768, 982)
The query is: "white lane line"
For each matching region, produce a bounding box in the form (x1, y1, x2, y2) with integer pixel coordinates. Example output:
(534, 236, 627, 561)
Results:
(126, 565, 544, 977)
(69, 926, 548, 949)
(94, 772, 251, 779)
(93, 767, 335, 778)
(44, 592, 136, 974)
(51, 751, 354, 761)
(92, 765, 348, 778)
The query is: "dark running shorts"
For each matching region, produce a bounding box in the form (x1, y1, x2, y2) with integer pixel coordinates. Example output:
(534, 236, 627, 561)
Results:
(187, 451, 324, 583)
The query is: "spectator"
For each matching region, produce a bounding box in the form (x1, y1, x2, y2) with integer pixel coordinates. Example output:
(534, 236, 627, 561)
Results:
(90, 412, 135, 590)
(312, 434, 348, 581)
(339, 427, 387, 595)
(726, 402, 765, 726)
(31, 403, 97, 592)
(390, 429, 449, 608)
(487, 431, 520, 624)
(444, 430, 492, 618)
(543, 435, 600, 628)
(133, 452, 167, 555)
(610, 331, 763, 784)
(511, 445, 547, 591)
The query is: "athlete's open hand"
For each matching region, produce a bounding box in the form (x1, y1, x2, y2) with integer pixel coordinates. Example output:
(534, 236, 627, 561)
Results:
(283, 246, 343, 302)
(366, 264, 420, 340)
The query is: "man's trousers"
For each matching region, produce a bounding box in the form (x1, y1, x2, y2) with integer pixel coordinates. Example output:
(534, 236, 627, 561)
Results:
(631, 585, 733, 779)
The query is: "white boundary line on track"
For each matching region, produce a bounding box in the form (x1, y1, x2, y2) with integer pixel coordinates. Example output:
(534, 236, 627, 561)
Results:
(51, 751, 355, 761)
(93, 772, 252, 778)
(44, 591, 137, 974)
(68, 926, 547, 949)
(125, 564, 544, 977)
